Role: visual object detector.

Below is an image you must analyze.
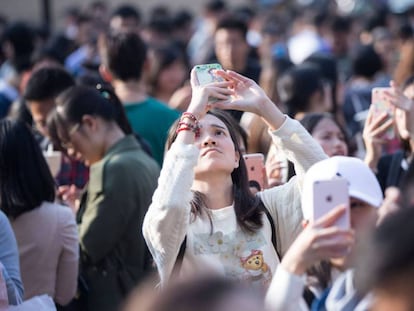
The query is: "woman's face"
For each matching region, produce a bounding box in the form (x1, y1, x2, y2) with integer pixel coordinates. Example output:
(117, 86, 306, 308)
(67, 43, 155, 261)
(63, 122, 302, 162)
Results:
(330, 197, 377, 270)
(193, 114, 240, 177)
(157, 60, 187, 94)
(59, 117, 104, 166)
(311, 118, 348, 157)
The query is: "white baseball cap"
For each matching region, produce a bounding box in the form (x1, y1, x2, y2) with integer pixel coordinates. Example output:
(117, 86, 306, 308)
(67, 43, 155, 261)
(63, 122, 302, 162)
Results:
(302, 156, 383, 220)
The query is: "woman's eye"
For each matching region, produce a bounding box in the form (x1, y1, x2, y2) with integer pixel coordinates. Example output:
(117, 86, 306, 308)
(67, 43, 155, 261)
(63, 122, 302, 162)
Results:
(215, 130, 224, 136)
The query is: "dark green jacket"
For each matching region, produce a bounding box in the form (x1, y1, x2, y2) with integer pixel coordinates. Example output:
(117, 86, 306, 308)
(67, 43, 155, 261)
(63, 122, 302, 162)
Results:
(77, 135, 159, 311)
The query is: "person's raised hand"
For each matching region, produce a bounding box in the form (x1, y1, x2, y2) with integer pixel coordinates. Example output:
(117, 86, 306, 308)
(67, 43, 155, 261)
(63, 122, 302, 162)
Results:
(384, 81, 414, 140)
(281, 205, 354, 275)
(215, 70, 286, 130)
(363, 106, 394, 170)
(186, 68, 233, 120)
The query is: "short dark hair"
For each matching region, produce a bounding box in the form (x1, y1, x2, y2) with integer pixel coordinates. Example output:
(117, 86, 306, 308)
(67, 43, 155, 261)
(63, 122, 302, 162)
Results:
(111, 4, 141, 22)
(277, 64, 324, 118)
(99, 31, 147, 81)
(205, 0, 226, 12)
(1, 22, 35, 72)
(24, 67, 75, 102)
(352, 44, 383, 79)
(0, 119, 55, 219)
(1, 22, 34, 57)
(216, 18, 248, 40)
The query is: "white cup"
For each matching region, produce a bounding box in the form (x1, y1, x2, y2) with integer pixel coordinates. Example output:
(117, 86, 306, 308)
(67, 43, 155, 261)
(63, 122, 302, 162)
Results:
(43, 151, 62, 177)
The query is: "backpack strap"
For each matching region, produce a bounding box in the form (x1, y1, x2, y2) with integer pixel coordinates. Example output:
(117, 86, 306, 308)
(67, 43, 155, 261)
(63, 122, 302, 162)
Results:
(261, 204, 282, 260)
(172, 237, 187, 279)
(386, 150, 405, 188)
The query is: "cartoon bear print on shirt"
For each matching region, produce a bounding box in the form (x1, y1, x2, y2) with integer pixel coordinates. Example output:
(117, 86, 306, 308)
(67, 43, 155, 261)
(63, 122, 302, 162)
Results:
(240, 249, 272, 287)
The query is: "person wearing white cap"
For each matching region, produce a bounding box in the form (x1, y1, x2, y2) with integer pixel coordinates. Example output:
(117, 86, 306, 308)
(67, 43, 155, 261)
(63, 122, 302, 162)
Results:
(265, 156, 383, 311)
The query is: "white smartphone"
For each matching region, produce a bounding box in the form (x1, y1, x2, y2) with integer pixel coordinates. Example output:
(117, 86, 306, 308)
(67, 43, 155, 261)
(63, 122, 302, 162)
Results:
(243, 153, 265, 191)
(311, 178, 350, 229)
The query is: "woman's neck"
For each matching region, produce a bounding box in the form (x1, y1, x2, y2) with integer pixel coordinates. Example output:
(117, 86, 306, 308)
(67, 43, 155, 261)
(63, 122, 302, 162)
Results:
(154, 89, 172, 104)
(192, 175, 234, 210)
(102, 123, 126, 155)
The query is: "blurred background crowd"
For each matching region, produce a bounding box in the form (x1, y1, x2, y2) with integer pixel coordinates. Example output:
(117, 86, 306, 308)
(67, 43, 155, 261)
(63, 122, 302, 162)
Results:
(1, 0, 414, 310)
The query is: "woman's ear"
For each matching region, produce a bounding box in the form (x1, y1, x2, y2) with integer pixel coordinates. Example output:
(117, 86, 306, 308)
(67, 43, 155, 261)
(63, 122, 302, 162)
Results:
(234, 150, 240, 168)
(99, 64, 113, 83)
(81, 115, 97, 131)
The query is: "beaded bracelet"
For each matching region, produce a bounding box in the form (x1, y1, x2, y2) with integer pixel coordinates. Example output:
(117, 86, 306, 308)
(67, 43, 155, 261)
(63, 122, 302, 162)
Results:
(181, 112, 198, 124)
(176, 121, 200, 137)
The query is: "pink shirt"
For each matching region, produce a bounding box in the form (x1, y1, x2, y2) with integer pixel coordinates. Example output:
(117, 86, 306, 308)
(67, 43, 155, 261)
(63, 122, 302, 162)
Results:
(11, 201, 78, 305)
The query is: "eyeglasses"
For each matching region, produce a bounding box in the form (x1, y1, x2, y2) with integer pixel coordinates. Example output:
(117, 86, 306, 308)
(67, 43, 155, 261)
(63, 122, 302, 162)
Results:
(60, 123, 81, 150)
(32, 119, 48, 132)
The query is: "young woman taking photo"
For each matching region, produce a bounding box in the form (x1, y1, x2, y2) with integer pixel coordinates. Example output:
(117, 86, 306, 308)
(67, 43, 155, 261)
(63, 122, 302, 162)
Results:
(143, 69, 327, 289)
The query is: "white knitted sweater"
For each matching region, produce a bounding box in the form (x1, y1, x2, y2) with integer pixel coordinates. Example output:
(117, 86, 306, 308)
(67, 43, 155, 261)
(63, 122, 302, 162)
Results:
(143, 116, 327, 286)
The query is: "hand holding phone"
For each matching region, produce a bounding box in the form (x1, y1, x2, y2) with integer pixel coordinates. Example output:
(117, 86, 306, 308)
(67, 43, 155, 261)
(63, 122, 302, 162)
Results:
(194, 63, 226, 102)
(371, 87, 395, 140)
(194, 63, 224, 85)
(243, 153, 265, 191)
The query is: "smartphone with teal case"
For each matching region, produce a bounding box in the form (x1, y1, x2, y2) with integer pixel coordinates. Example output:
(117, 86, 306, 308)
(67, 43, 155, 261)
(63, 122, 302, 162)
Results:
(194, 63, 225, 102)
(194, 63, 224, 85)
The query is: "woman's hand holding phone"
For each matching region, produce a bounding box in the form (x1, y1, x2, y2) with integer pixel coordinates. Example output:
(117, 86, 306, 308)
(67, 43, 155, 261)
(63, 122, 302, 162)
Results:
(363, 105, 394, 170)
(188, 65, 286, 131)
(187, 66, 233, 121)
(214, 70, 286, 130)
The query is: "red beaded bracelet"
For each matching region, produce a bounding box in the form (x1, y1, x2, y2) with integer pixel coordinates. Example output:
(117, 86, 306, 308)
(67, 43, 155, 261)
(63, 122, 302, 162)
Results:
(176, 121, 200, 137)
(181, 112, 198, 123)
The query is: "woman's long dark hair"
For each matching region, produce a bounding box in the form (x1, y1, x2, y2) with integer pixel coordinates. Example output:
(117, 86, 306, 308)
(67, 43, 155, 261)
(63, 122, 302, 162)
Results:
(166, 109, 263, 233)
(0, 119, 56, 219)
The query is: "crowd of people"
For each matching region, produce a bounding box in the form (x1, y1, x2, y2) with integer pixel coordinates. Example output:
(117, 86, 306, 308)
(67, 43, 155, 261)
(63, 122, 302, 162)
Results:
(1, 0, 414, 310)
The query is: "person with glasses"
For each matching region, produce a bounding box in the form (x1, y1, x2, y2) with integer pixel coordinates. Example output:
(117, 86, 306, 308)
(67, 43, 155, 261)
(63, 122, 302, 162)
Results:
(23, 66, 89, 191)
(47, 85, 160, 311)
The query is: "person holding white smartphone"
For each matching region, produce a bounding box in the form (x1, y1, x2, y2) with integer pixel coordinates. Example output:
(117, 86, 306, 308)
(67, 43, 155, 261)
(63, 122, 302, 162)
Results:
(265, 156, 383, 311)
(143, 68, 327, 289)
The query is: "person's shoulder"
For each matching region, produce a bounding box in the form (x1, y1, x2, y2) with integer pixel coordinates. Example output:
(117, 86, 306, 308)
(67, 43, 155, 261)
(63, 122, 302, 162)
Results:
(39, 201, 74, 220)
(0, 210, 8, 224)
(105, 148, 159, 177)
(145, 97, 180, 115)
